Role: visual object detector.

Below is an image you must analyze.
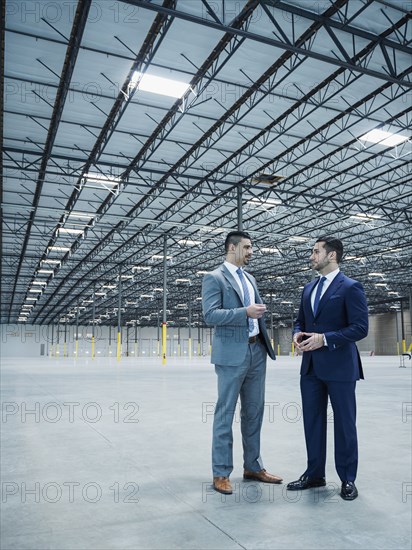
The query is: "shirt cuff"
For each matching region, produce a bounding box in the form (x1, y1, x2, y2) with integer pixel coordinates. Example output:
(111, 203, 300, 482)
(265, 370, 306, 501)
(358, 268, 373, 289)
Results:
(323, 334, 328, 347)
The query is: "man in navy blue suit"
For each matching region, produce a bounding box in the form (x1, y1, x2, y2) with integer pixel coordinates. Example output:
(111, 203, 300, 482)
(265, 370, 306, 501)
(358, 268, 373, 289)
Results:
(287, 236, 368, 500)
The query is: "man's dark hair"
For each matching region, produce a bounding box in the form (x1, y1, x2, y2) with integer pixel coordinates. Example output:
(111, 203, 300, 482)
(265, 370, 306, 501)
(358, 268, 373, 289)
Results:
(225, 231, 252, 252)
(316, 236, 343, 263)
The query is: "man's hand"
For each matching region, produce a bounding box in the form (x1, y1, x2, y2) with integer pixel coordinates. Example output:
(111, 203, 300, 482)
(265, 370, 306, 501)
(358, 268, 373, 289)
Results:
(294, 331, 324, 352)
(246, 304, 267, 319)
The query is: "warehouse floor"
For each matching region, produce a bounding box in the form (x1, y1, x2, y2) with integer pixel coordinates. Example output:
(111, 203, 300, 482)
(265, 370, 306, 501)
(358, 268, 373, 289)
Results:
(1, 355, 411, 550)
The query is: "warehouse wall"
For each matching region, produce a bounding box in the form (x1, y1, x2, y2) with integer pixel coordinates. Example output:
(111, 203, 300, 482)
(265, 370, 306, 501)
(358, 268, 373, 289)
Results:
(1, 310, 410, 358)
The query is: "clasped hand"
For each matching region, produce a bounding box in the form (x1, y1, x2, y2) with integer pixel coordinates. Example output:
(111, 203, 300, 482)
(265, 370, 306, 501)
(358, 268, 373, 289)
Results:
(246, 304, 267, 319)
(294, 331, 324, 352)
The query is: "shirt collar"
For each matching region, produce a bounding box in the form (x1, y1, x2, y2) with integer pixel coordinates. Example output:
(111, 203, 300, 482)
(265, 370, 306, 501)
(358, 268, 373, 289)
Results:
(224, 260, 242, 276)
(321, 268, 340, 283)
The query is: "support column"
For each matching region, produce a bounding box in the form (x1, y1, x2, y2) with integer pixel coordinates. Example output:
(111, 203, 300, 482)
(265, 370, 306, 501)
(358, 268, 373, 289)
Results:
(400, 299, 406, 353)
(162, 236, 168, 365)
(188, 287, 192, 360)
(92, 284, 96, 360)
(117, 269, 122, 362)
(237, 186, 243, 230)
(50, 324, 54, 357)
(75, 304, 79, 359)
(64, 322, 67, 358)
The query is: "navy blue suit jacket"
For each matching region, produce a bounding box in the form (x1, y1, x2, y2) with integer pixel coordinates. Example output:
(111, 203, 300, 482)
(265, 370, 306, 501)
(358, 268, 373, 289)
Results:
(294, 272, 368, 382)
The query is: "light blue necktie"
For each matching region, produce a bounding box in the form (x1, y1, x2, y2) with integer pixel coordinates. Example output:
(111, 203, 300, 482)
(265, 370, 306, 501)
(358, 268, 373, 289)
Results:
(236, 268, 254, 332)
(313, 276, 326, 315)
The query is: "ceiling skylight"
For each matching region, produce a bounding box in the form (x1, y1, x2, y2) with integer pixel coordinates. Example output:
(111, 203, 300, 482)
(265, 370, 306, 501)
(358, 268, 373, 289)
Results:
(359, 129, 409, 147)
(130, 71, 190, 98)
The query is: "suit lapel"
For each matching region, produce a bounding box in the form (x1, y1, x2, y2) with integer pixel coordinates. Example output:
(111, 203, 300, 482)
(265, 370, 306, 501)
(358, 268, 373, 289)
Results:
(315, 272, 344, 317)
(221, 264, 243, 303)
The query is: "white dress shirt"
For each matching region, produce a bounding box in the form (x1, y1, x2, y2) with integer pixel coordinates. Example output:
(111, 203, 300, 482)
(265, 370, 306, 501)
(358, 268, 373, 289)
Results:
(224, 261, 259, 336)
(310, 268, 340, 346)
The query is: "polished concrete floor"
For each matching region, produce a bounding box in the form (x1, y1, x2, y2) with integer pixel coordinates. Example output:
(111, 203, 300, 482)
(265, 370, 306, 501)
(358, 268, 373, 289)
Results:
(1, 354, 411, 550)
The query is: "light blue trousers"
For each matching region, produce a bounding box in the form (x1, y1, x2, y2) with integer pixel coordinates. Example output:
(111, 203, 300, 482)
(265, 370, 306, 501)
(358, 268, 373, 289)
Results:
(212, 341, 267, 478)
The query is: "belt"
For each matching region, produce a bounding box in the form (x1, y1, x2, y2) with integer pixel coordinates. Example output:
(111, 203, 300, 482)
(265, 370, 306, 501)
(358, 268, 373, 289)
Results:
(248, 335, 261, 344)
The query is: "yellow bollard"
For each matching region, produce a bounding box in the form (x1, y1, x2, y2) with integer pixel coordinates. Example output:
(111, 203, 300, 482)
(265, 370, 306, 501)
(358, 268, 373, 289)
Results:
(188, 337, 192, 360)
(162, 323, 167, 365)
(277, 344, 280, 356)
(91, 336, 95, 360)
(117, 332, 121, 361)
(402, 339, 406, 353)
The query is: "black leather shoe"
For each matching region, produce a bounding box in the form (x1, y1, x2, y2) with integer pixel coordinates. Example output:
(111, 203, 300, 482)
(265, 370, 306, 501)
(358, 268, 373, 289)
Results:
(340, 481, 358, 500)
(287, 475, 326, 491)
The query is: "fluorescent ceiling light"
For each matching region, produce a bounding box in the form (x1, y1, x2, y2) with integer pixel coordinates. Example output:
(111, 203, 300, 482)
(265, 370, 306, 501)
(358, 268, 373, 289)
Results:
(29, 288, 42, 293)
(375, 283, 387, 287)
(42, 259, 61, 265)
(281, 301, 293, 304)
(247, 197, 282, 207)
(37, 269, 54, 274)
(151, 255, 172, 260)
(48, 246, 71, 252)
(131, 71, 190, 98)
(359, 129, 409, 147)
(57, 228, 84, 235)
(26, 298, 38, 301)
(103, 284, 116, 289)
(196, 270, 208, 275)
(261, 247, 281, 254)
(140, 294, 154, 299)
(176, 278, 191, 283)
(350, 213, 381, 220)
(31, 281, 47, 285)
(178, 239, 202, 246)
(153, 288, 164, 292)
(289, 236, 308, 242)
(369, 272, 384, 276)
(84, 172, 120, 185)
(95, 292, 106, 296)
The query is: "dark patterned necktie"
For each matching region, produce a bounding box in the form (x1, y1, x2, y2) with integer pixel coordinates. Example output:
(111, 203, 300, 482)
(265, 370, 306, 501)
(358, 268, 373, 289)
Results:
(313, 276, 327, 315)
(236, 268, 254, 332)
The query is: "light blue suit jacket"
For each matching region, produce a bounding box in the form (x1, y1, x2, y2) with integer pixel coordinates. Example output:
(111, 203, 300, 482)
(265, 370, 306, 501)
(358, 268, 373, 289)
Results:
(202, 264, 276, 366)
(294, 272, 368, 381)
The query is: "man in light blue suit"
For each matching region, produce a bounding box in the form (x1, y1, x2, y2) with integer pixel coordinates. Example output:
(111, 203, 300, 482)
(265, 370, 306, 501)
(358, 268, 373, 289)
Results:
(288, 236, 368, 501)
(202, 230, 282, 495)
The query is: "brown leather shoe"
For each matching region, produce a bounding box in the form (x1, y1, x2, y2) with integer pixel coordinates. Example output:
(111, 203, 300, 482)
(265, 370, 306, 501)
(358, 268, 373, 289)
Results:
(213, 477, 233, 494)
(243, 469, 283, 484)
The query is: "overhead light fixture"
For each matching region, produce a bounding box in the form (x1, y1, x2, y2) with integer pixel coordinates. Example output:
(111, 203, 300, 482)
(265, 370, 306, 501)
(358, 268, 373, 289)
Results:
(153, 288, 164, 292)
(84, 172, 120, 185)
(151, 254, 172, 260)
(140, 294, 154, 299)
(350, 213, 381, 221)
(178, 239, 202, 246)
(289, 236, 308, 242)
(31, 281, 47, 285)
(57, 227, 84, 235)
(130, 71, 190, 98)
(42, 259, 61, 265)
(28, 288, 42, 293)
(359, 129, 409, 147)
(375, 283, 387, 287)
(247, 197, 282, 207)
(26, 297, 38, 301)
(251, 173, 285, 185)
(175, 278, 191, 283)
(260, 247, 281, 254)
(48, 246, 71, 252)
(196, 270, 208, 275)
(281, 301, 293, 304)
(95, 292, 107, 296)
(103, 284, 116, 289)
(37, 269, 54, 274)
(369, 272, 384, 276)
